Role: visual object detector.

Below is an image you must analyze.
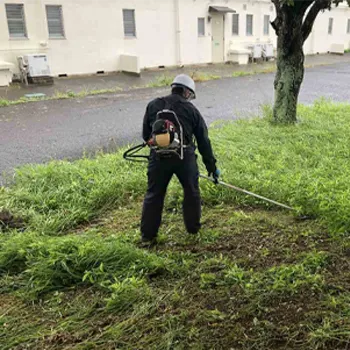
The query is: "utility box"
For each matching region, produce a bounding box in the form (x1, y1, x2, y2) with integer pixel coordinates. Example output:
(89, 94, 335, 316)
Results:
(119, 55, 141, 76)
(24, 54, 51, 77)
(252, 44, 262, 60)
(330, 43, 344, 55)
(22, 54, 53, 85)
(0, 61, 14, 87)
(262, 44, 274, 60)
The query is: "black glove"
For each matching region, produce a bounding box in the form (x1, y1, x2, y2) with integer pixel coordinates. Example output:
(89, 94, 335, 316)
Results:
(208, 169, 221, 184)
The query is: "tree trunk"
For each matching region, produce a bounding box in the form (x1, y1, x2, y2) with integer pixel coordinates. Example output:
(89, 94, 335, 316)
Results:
(273, 13, 305, 124)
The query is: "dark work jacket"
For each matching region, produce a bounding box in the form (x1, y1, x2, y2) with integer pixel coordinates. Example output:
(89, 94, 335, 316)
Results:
(142, 93, 217, 173)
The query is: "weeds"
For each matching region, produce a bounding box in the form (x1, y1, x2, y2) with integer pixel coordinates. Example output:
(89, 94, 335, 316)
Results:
(146, 72, 221, 88)
(146, 75, 174, 88)
(0, 99, 10, 107)
(0, 152, 146, 234)
(232, 67, 276, 78)
(106, 277, 153, 312)
(2, 101, 350, 349)
(191, 72, 221, 82)
(232, 71, 253, 77)
(1, 206, 349, 349)
(0, 86, 124, 108)
(0, 232, 171, 298)
(209, 99, 350, 234)
(2, 101, 350, 235)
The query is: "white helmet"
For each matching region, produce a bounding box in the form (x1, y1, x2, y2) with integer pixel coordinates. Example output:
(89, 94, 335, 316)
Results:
(171, 74, 196, 99)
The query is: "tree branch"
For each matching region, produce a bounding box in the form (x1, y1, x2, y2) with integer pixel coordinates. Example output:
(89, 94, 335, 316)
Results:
(302, 0, 332, 42)
(271, 0, 282, 36)
(296, 0, 314, 15)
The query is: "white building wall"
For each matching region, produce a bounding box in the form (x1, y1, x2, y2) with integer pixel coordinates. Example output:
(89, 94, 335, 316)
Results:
(224, 0, 277, 57)
(177, 0, 211, 65)
(177, 0, 278, 65)
(0, 0, 179, 76)
(0, 0, 350, 77)
(305, 4, 350, 54)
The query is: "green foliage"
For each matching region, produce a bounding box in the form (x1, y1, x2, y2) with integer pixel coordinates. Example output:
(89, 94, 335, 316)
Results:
(0, 99, 10, 107)
(0, 87, 124, 108)
(2, 100, 350, 348)
(209, 99, 350, 234)
(106, 277, 152, 312)
(1, 151, 146, 234)
(232, 71, 253, 77)
(146, 72, 222, 88)
(200, 251, 328, 299)
(232, 67, 276, 78)
(0, 232, 169, 298)
(147, 75, 174, 88)
(1, 204, 350, 349)
(192, 72, 221, 82)
(2, 101, 350, 236)
(0, 232, 38, 274)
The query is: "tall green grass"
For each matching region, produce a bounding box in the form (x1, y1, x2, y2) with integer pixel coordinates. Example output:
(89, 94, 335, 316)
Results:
(0, 232, 171, 298)
(209, 100, 350, 233)
(1, 100, 350, 235)
(0, 152, 145, 234)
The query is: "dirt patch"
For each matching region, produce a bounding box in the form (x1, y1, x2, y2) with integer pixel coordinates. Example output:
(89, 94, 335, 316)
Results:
(0, 209, 26, 231)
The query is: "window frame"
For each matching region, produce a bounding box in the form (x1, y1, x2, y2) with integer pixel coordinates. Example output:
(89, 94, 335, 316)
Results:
(123, 9, 136, 38)
(5, 3, 27, 39)
(46, 5, 65, 39)
(328, 17, 333, 35)
(198, 17, 205, 37)
(232, 13, 239, 35)
(246, 14, 253, 36)
(263, 15, 270, 36)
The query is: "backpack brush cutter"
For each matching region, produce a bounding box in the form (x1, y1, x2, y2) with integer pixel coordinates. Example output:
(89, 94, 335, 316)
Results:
(123, 144, 312, 220)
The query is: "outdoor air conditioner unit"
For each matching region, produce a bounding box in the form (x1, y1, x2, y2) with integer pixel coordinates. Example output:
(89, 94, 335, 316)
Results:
(23, 54, 51, 77)
(262, 44, 274, 60)
(250, 44, 262, 61)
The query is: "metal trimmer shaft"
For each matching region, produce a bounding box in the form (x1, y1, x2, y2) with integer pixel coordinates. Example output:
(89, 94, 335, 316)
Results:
(199, 174, 295, 211)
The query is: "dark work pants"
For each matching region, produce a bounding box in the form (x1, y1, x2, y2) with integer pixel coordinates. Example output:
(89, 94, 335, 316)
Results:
(141, 150, 201, 240)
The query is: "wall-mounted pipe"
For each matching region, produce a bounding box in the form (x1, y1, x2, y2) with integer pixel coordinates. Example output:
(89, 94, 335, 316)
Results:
(174, 0, 182, 66)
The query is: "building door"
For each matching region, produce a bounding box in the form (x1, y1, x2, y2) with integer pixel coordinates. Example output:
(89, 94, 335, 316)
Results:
(211, 14, 224, 63)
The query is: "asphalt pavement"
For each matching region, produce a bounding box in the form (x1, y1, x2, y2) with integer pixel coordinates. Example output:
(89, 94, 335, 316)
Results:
(1, 62, 349, 183)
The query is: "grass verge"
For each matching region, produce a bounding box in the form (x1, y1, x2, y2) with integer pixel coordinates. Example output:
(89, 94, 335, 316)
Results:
(1, 206, 350, 349)
(0, 86, 123, 107)
(1, 100, 350, 348)
(2, 99, 350, 235)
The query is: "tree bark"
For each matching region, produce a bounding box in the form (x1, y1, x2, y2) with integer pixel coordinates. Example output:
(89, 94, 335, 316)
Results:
(273, 10, 304, 124)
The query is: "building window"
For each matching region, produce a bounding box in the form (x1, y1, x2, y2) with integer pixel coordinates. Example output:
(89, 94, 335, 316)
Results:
(232, 14, 239, 35)
(264, 15, 270, 35)
(198, 17, 205, 36)
(123, 9, 136, 37)
(246, 14, 253, 36)
(328, 18, 333, 35)
(46, 5, 65, 38)
(5, 4, 27, 38)
(347, 19, 350, 34)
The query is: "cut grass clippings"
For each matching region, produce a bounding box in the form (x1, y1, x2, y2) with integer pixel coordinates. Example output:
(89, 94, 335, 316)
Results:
(1, 100, 350, 349)
(1, 207, 349, 349)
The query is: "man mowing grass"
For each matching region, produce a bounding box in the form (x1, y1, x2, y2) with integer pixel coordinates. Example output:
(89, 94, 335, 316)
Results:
(140, 74, 220, 245)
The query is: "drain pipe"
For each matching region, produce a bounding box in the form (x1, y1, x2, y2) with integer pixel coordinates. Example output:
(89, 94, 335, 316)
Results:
(174, 0, 183, 66)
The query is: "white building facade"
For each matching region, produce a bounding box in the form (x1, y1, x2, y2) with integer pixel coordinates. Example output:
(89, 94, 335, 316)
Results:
(0, 0, 350, 79)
